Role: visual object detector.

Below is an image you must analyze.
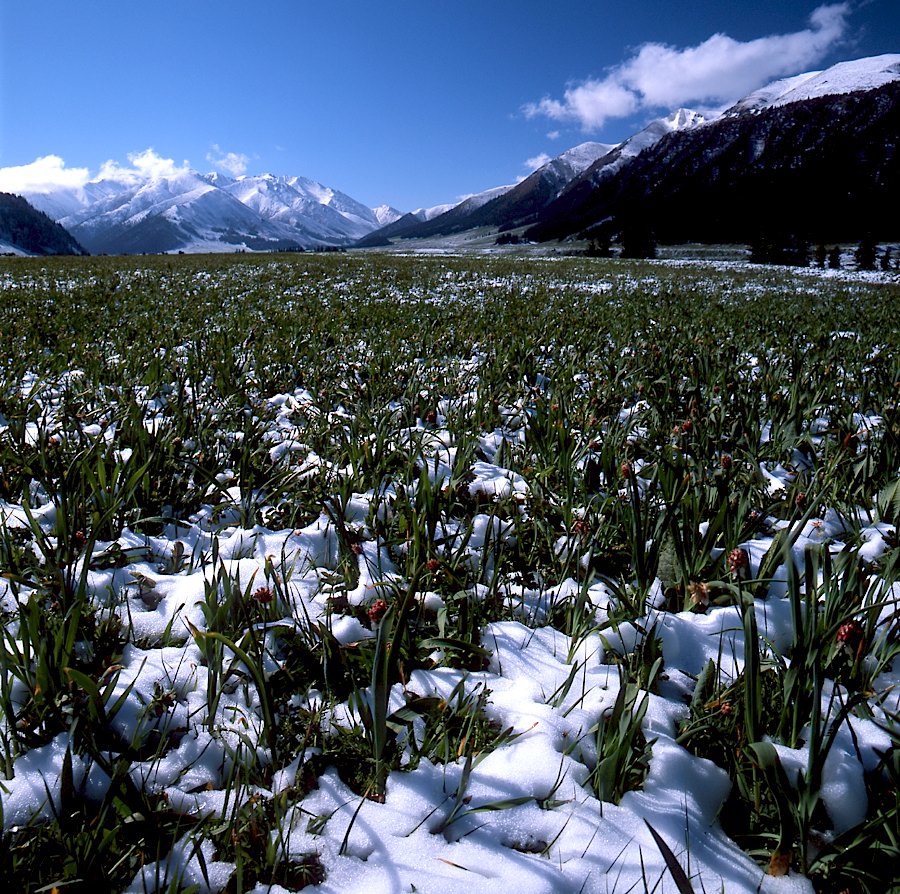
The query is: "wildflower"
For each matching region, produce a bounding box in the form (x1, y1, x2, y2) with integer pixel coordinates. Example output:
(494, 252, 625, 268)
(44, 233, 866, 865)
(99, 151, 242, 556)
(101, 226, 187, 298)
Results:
(836, 619, 866, 660)
(426, 558, 441, 574)
(687, 581, 710, 610)
(794, 491, 807, 509)
(253, 586, 274, 604)
(72, 530, 88, 551)
(572, 519, 590, 539)
(620, 461, 632, 478)
(727, 548, 750, 579)
(719, 453, 732, 471)
(367, 598, 389, 623)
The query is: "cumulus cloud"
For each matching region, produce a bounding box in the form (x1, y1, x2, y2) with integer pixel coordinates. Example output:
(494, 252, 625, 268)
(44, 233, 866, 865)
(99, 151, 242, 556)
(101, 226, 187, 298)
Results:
(206, 144, 250, 177)
(524, 153, 552, 173)
(96, 149, 190, 185)
(524, 3, 851, 130)
(0, 155, 90, 194)
(0, 149, 205, 196)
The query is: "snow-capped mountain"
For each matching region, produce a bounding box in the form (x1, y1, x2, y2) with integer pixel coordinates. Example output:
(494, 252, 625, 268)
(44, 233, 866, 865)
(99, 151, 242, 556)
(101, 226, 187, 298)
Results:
(372, 204, 403, 226)
(357, 142, 615, 246)
(23, 169, 396, 254)
(553, 108, 707, 198)
(609, 108, 705, 165)
(525, 56, 900, 245)
(220, 174, 386, 243)
(414, 203, 458, 222)
(725, 53, 900, 115)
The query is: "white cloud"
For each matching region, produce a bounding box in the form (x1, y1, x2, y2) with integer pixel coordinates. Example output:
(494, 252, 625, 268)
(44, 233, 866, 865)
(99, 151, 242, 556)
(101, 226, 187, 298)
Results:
(96, 149, 190, 185)
(0, 149, 202, 196)
(524, 153, 552, 172)
(0, 155, 90, 194)
(206, 144, 250, 177)
(524, 3, 851, 130)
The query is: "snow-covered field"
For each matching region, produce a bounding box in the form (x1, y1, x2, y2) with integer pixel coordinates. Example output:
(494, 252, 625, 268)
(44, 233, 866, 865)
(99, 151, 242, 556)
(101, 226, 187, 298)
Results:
(0, 252, 897, 893)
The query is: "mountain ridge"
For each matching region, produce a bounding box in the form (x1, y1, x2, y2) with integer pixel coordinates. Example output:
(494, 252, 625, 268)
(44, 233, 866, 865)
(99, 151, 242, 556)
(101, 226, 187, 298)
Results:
(22, 170, 400, 254)
(525, 79, 900, 246)
(360, 53, 900, 250)
(12, 52, 900, 255)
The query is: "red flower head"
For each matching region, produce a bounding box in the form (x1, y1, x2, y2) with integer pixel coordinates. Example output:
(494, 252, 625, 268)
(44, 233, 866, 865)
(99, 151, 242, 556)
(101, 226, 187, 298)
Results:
(253, 586, 274, 604)
(727, 548, 750, 579)
(368, 598, 389, 623)
(836, 619, 866, 660)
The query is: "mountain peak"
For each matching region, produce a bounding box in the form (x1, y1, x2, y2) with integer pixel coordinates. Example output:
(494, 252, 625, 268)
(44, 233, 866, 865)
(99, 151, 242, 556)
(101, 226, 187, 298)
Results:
(726, 53, 900, 115)
(23, 167, 390, 254)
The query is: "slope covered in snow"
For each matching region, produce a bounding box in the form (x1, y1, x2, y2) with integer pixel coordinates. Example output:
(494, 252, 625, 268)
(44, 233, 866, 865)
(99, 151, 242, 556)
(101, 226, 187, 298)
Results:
(22, 168, 391, 254)
(372, 204, 403, 226)
(726, 54, 900, 114)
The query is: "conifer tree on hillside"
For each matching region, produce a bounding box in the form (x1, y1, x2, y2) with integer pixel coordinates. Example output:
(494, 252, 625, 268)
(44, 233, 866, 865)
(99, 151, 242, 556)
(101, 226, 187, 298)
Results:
(855, 236, 878, 271)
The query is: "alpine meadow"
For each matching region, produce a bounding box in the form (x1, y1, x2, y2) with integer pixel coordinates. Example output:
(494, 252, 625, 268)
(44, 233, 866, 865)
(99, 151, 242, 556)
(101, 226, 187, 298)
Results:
(0, 250, 898, 893)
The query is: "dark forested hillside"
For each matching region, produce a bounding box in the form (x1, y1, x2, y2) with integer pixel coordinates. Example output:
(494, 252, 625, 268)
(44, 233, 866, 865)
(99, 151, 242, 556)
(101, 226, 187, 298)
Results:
(525, 82, 900, 246)
(0, 193, 87, 255)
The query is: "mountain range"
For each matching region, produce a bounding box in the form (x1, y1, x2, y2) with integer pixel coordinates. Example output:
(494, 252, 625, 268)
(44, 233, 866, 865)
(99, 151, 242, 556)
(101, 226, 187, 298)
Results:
(365, 54, 900, 249)
(21, 170, 402, 255)
(9, 52, 900, 256)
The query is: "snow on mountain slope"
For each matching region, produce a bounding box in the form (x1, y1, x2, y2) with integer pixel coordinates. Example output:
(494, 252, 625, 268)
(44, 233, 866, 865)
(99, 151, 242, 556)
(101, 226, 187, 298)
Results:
(453, 183, 514, 212)
(62, 176, 292, 254)
(620, 108, 706, 159)
(550, 141, 618, 177)
(286, 176, 381, 228)
(223, 174, 375, 243)
(372, 204, 403, 226)
(23, 167, 391, 253)
(412, 203, 457, 222)
(726, 54, 900, 114)
(573, 108, 706, 189)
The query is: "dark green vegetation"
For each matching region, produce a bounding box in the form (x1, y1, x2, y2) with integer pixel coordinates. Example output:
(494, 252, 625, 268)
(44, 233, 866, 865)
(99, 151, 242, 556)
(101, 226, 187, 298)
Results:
(526, 83, 900, 246)
(361, 84, 900, 251)
(0, 193, 87, 256)
(0, 252, 898, 892)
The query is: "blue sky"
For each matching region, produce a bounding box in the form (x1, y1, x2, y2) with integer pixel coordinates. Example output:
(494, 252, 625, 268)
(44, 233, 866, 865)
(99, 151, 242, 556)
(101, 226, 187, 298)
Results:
(1, 1, 898, 211)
